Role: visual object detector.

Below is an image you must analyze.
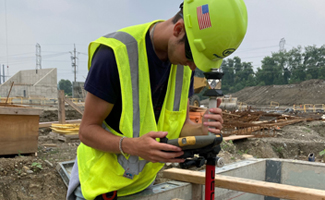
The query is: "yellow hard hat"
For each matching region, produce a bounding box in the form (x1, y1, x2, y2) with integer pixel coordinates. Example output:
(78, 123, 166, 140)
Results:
(183, 0, 248, 72)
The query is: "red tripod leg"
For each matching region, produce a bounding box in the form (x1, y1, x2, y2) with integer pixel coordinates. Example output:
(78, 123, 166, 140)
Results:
(205, 158, 215, 200)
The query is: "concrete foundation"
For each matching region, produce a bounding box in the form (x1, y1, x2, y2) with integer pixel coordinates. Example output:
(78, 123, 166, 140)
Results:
(58, 159, 325, 200)
(206, 158, 325, 200)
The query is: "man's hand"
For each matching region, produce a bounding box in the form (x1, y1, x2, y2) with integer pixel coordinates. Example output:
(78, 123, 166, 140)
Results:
(123, 131, 185, 163)
(201, 98, 223, 135)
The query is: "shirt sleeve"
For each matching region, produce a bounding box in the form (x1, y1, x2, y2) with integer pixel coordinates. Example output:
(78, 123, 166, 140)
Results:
(188, 71, 195, 98)
(84, 45, 121, 104)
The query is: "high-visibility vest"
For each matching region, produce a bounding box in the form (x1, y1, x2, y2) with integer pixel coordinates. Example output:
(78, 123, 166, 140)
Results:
(77, 20, 192, 199)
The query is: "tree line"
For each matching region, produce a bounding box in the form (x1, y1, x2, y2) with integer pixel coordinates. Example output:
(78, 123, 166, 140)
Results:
(59, 44, 325, 96)
(196, 45, 325, 94)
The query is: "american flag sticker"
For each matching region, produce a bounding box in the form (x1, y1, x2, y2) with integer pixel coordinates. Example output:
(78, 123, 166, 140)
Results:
(197, 4, 212, 30)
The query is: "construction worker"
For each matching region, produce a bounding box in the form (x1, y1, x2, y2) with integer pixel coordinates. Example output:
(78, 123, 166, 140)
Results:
(67, 0, 247, 199)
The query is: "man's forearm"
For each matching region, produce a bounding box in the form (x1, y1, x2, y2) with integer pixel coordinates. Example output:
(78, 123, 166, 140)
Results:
(79, 124, 129, 154)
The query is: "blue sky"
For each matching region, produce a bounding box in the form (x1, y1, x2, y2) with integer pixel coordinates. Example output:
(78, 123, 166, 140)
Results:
(1, 0, 325, 83)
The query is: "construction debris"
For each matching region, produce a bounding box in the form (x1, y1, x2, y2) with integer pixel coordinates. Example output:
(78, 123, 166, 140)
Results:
(189, 105, 324, 140)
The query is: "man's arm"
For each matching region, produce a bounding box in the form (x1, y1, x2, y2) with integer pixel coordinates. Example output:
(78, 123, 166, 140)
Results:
(179, 99, 223, 137)
(79, 92, 185, 163)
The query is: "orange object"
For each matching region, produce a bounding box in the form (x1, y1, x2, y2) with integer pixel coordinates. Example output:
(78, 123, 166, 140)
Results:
(189, 111, 205, 124)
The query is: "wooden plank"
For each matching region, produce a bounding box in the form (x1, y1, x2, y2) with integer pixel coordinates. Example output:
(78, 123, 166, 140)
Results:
(0, 106, 43, 116)
(39, 119, 81, 128)
(163, 168, 325, 200)
(224, 135, 255, 141)
(58, 90, 66, 124)
(64, 97, 83, 115)
(0, 115, 39, 155)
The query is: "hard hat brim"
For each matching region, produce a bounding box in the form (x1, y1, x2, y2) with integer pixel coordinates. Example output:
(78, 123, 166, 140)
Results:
(191, 40, 223, 72)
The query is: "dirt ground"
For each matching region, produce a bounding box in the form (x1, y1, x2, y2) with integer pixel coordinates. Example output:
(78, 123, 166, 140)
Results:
(231, 79, 325, 106)
(0, 108, 325, 200)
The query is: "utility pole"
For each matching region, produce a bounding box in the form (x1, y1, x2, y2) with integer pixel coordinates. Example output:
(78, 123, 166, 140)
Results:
(2, 65, 5, 83)
(0, 65, 2, 84)
(279, 38, 286, 52)
(70, 44, 77, 83)
(36, 43, 42, 71)
(70, 44, 78, 98)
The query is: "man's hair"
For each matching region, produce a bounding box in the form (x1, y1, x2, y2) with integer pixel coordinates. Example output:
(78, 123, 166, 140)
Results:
(172, 3, 186, 43)
(172, 10, 183, 24)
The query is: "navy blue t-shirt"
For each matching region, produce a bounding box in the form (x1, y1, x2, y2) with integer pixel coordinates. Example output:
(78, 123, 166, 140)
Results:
(84, 31, 194, 134)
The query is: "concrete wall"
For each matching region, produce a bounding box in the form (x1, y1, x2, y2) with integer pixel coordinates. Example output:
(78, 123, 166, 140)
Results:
(210, 158, 325, 200)
(0, 68, 57, 98)
(213, 159, 266, 200)
(279, 159, 325, 190)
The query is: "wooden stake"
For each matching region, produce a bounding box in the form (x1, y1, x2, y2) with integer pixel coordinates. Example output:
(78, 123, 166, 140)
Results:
(58, 90, 66, 124)
(5, 81, 14, 104)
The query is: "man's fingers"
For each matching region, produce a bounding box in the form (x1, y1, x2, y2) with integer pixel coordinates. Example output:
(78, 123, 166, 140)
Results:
(157, 142, 183, 152)
(151, 151, 185, 163)
(217, 98, 222, 108)
(208, 128, 222, 134)
(203, 114, 224, 124)
(209, 107, 223, 115)
(148, 131, 168, 139)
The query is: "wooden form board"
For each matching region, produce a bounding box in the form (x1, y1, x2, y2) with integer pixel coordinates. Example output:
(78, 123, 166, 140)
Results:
(163, 168, 325, 200)
(0, 114, 39, 155)
(0, 105, 42, 155)
(0, 106, 43, 116)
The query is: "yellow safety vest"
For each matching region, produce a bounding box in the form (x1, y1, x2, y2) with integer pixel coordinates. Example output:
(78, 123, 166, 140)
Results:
(77, 20, 192, 199)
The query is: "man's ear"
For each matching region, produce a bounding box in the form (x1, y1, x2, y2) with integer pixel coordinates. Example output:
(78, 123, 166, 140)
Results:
(173, 20, 185, 38)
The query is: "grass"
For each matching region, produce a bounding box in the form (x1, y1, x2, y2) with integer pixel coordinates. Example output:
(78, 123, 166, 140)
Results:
(31, 162, 43, 172)
(237, 149, 249, 155)
(320, 149, 325, 157)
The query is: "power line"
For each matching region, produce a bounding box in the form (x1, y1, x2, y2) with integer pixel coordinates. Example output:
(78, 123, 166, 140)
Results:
(0, 52, 34, 58)
(235, 45, 278, 52)
(4, 0, 9, 67)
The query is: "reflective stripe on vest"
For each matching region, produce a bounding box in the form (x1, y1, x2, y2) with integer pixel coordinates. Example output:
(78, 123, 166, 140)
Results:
(103, 32, 140, 138)
(102, 31, 186, 178)
(174, 65, 184, 111)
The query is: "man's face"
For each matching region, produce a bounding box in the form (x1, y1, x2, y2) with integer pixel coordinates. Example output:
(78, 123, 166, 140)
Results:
(167, 21, 197, 71)
(168, 40, 197, 71)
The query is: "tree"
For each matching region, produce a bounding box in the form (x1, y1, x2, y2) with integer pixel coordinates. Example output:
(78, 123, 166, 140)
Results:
(287, 46, 304, 83)
(58, 79, 72, 96)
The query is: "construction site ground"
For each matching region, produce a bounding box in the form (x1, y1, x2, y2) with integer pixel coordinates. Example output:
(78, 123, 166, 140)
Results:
(0, 107, 325, 200)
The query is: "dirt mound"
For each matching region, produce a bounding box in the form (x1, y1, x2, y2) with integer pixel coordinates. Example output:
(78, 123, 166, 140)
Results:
(235, 121, 325, 160)
(231, 79, 325, 106)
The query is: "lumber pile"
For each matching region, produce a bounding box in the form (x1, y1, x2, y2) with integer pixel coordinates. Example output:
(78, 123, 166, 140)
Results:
(189, 105, 323, 139)
(221, 111, 304, 137)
